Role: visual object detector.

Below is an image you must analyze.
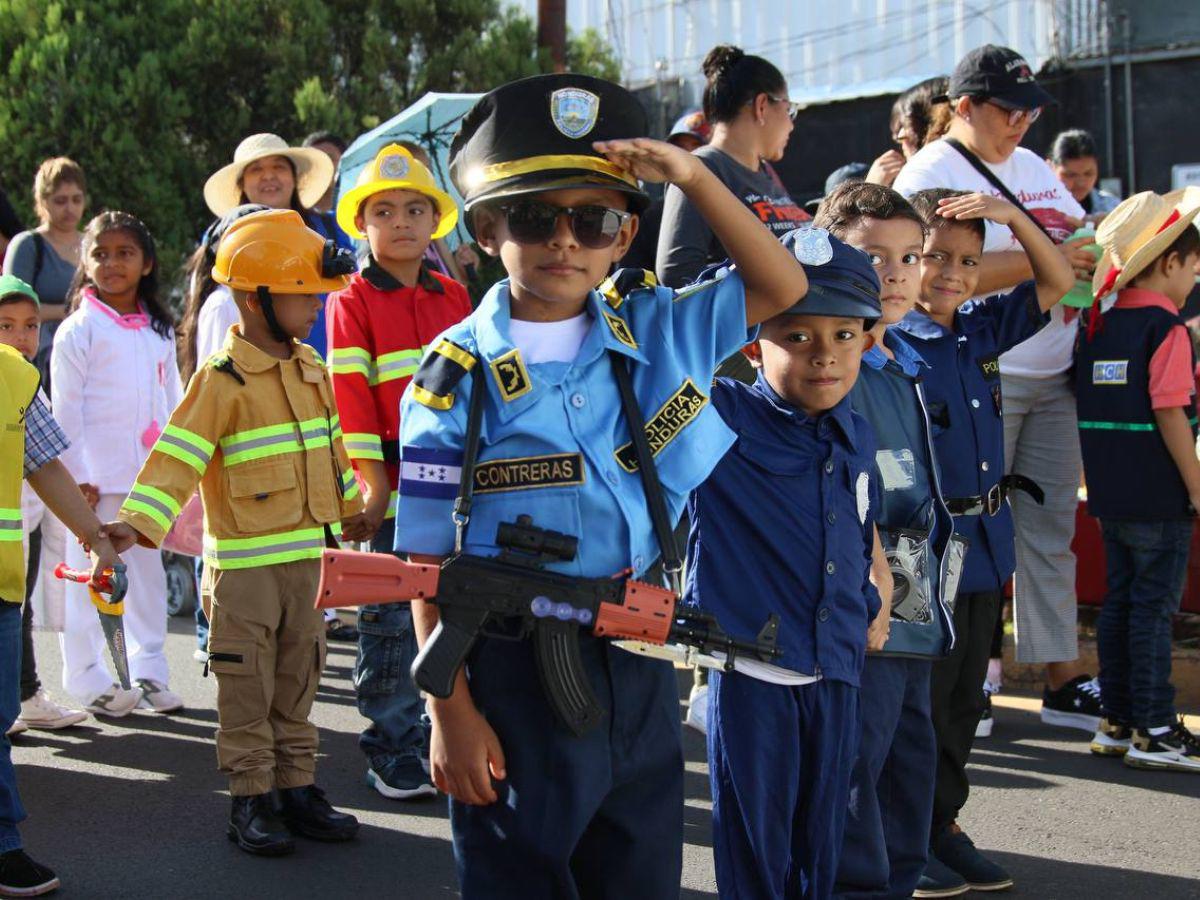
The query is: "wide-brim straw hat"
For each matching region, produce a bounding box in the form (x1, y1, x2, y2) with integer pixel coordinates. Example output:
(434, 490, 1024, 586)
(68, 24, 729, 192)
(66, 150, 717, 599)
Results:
(204, 133, 334, 217)
(1093, 186, 1200, 299)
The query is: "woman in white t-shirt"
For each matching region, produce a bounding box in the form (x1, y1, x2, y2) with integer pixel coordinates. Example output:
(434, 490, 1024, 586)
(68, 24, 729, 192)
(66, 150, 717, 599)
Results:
(894, 46, 1103, 744)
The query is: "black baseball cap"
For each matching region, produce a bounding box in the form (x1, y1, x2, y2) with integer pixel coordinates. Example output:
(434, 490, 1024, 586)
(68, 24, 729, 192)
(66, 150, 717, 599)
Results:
(943, 44, 1055, 109)
(449, 74, 650, 220)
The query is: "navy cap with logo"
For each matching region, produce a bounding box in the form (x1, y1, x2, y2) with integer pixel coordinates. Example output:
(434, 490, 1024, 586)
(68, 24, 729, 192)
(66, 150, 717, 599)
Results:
(944, 44, 1055, 109)
(778, 227, 882, 326)
(449, 74, 651, 219)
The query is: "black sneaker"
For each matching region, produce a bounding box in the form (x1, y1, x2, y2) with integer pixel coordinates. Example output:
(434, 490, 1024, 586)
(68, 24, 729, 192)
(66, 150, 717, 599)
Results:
(912, 852, 969, 897)
(932, 825, 1013, 892)
(366, 754, 437, 800)
(1124, 719, 1200, 773)
(1090, 716, 1133, 757)
(1041, 674, 1102, 732)
(0, 849, 60, 896)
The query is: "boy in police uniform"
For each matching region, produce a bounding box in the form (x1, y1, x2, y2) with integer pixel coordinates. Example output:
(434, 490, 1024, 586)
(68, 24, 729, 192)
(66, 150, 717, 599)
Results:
(106, 210, 371, 857)
(393, 73, 809, 897)
(685, 229, 883, 900)
(327, 144, 472, 800)
(898, 189, 1073, 892)
(1, 277, 125, 896)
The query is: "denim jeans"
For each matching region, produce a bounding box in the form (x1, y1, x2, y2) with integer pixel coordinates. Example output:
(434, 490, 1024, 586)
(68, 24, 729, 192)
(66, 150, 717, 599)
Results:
(1097, 519, 1193, 729)
(356, 519, 425, 763)
(0, 602, 27, 851)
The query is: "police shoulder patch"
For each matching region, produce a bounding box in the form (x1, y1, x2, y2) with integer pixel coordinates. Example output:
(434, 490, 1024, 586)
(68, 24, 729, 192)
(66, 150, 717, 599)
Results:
(490, 348, 532, 402)
(602, 309, 638, 351)
(615, 378, 708, 472)
(598, 268, 657, 309)
(412, 338, 477, 410)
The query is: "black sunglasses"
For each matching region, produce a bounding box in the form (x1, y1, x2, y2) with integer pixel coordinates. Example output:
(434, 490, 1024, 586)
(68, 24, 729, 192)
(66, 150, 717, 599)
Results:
(498, 199, 632, 250)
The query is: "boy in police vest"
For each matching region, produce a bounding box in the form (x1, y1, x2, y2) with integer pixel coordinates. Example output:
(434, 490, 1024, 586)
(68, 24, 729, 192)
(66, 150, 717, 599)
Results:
(1, 277, 126, 896)
(105, 209, 371, 856)
(327, 144, 472, 801)
(394, 73, 809, 897)
(685, 228, 883, 900)
(812, 183, 964, 899)
(1079, 187, 1200, 772)
(900, 189, 1074, 893)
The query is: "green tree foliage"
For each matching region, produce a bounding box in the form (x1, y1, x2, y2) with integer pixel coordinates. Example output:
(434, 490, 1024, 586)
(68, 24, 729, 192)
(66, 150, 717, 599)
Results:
(0, 0, 620, 282)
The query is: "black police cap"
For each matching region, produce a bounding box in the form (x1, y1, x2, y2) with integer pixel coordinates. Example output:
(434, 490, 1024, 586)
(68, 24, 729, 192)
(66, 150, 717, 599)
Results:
(449, 74, 651, 216)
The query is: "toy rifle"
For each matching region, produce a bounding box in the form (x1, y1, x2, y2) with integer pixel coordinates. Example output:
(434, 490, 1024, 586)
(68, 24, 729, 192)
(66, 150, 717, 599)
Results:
(54, 563, 132, 690)
(315, 515, 780, 736)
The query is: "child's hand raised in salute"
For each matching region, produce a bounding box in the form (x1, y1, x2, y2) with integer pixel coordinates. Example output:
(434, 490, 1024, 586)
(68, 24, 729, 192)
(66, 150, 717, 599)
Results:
(592, 137, 706, 188)
(936, 192, 1019, 226)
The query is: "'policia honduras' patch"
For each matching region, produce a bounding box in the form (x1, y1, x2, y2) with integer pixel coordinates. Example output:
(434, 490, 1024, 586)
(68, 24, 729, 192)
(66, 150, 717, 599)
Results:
(615, 379, 707, 472)
(473, 453, 585, 494)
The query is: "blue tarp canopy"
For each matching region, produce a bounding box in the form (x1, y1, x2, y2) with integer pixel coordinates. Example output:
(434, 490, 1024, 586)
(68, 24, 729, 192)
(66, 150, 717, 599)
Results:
(338, 92, 483, 248)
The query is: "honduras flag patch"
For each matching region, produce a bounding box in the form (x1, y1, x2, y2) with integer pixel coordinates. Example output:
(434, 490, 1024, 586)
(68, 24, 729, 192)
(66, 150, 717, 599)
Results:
(400, 446, 464, 500)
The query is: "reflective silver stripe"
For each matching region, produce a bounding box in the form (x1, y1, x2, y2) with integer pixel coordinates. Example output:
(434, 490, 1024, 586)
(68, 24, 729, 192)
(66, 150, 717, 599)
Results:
(159, 432, 212, 463)
(223, 431, 301, 455)
(126, 490, 175, 521)
(0, 518, 21, 532)
(209, 537, 325, 561)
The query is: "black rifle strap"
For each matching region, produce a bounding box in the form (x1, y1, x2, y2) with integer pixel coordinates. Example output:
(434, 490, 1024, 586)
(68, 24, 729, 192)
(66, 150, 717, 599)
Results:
(944, 138, 1055, 242)
(609, 351, 683, 594)
(452, 361, 487, 552)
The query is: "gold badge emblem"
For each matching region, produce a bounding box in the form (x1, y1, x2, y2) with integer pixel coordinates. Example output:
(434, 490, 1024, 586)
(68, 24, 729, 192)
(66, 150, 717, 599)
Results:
(490, 349, 532, 402)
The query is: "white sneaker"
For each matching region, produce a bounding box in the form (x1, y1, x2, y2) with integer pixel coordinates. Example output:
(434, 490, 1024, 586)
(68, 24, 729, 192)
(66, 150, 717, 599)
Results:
(6, 719, 28, 737)
(685, 683, 709, 735)
(85, 684, 142, 718)
(192, 647, 208, 663)
(18, 691, 88, 730)
(136, 679, 184, 713)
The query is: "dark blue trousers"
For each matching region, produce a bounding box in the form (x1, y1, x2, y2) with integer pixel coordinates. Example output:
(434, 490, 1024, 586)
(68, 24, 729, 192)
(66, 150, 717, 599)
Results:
(450, 634, 683, 900)
(0, 602, 26, 852)
(356, 519, 426, 763)
(834, 657, 935, 900)
(708, 671, 860, 900)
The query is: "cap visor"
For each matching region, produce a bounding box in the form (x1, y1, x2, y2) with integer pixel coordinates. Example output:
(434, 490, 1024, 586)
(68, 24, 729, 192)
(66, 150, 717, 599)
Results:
(996, 81, 1057, 108)
(467, 173, 650, 213)
(780, 292, 881, 320)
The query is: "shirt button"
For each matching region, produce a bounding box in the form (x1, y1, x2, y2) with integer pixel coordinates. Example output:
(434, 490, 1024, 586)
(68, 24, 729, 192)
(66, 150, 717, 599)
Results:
(825, 561, 836, 575)
(971, 399, 980, 409)
(824, 460, 834, 475)
(981, 461, 990, 472)
(571, 392, 586, 408)
(817, 607, 831, 623)
(606, 470, 619, 486)
(827, 511, 836, 524)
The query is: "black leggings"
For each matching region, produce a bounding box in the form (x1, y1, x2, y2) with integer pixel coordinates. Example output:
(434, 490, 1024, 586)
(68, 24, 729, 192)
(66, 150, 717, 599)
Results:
(21, 526, 42, 702)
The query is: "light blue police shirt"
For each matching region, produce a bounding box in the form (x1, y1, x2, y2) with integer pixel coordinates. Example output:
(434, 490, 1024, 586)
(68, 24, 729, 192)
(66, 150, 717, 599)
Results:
(394, 271, 754, 578)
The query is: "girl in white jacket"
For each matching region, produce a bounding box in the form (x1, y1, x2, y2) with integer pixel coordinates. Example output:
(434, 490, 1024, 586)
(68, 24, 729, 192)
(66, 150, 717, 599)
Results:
(51, 212, 183, 716)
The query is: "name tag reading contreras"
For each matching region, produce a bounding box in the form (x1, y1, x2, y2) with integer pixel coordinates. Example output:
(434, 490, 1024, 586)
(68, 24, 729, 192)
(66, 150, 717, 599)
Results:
(473, 453, 586, 493)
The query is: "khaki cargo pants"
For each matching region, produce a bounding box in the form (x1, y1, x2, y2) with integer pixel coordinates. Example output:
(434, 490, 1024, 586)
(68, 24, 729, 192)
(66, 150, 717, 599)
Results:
(201, 560, 325, 796)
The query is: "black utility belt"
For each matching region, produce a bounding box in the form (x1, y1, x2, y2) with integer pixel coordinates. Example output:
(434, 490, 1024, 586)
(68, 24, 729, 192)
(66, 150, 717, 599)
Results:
(946, 474, 1044, 517)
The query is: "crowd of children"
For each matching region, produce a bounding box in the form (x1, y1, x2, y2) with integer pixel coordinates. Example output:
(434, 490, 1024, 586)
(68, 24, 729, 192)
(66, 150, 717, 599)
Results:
(1, 42, 1198, 900)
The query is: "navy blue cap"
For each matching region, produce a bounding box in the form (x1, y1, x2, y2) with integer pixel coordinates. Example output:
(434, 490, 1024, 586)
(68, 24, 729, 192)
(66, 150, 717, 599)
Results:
(778, 227, 882, 324)
(824, 162, 869, 196)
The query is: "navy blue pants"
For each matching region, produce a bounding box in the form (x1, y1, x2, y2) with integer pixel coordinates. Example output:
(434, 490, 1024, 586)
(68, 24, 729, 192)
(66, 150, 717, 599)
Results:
(451, 633, 683, 900)
(708, 671, 860, 900)
(0, 602, 26, 852)
(834, 657, 935, 900)
(356, 519, 426, 763)
(1097, 519, 1192, 729)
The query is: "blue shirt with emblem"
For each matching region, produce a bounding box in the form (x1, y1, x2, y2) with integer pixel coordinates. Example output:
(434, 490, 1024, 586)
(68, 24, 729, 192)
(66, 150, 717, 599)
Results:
(684, 374, 881, 686)
(393, 271, 753, 579)
(893, 280, 1047, 593)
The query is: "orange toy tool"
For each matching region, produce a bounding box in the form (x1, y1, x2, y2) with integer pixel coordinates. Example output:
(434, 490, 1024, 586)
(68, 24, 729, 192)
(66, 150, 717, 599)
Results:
(55, 562, 132, 690)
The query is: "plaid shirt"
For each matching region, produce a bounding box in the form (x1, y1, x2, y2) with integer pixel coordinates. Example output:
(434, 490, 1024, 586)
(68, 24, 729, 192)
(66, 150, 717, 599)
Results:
(23, 391, 69, 477)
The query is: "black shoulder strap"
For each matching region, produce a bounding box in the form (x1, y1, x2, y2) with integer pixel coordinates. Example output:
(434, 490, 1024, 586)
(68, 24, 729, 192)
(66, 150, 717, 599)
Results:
(452, 366, 487, 553)
(610, 351, 683, 593)
(944, 138, 1054, 241)
(31, 232, 46, 287)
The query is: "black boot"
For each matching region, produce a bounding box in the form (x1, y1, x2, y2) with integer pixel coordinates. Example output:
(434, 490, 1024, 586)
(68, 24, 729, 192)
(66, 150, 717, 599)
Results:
(277, 784, 359, 842)
(228, 793, 295, 856)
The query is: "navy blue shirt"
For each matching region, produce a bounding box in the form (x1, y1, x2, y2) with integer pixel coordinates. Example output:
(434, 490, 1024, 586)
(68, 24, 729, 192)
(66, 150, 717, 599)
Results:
(685, 374, 880, 686)
(893, 281, 1047, 592)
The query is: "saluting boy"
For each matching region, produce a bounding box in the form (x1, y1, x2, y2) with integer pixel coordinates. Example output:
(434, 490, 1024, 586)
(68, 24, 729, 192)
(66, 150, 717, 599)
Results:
(685, 229, 883, 900)
(899, 189, 1073, 893)
(393, 73, 808, 897)
(327, 144, 472, 801)
(106, 210, 370, 857)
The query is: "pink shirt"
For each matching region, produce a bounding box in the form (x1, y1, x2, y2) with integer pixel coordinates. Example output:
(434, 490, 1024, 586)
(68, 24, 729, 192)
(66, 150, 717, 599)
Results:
(1113, 288, 1195, 410)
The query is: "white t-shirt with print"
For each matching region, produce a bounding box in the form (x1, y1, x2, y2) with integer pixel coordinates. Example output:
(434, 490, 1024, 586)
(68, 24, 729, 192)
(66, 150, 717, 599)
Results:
(894, 141, 1086, 378)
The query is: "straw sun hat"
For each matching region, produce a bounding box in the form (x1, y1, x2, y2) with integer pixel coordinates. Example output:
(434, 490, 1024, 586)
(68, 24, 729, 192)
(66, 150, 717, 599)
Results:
(203, 133, 334, 217)
(1092, 186, 1200, 300)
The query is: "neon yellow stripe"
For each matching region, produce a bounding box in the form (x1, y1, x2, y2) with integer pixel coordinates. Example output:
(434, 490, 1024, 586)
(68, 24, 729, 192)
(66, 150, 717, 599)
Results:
(224, 439, 303, 466)
(412, 384, 453, 410)
(332, 361, 372, 377)
(221, 422, 298, 446)
(130, 484, 182, 516)
(384, 488, 398, 519)
(342, 469, 360, 501)
(373, 365, 420, 385)
(122, 498, 173, 533)
(330, 347, 370, 364)
(376, 349, 423, 366)
(156, 440, 208, 473)
(163, 424, 214, 455)
(0, 508, 20, 516)
(433, 339, 477, 371)
(203, 546, 326, 570)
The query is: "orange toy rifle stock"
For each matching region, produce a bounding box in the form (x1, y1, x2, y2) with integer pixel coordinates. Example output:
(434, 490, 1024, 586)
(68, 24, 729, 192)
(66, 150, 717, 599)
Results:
(316, 515, 780, 736)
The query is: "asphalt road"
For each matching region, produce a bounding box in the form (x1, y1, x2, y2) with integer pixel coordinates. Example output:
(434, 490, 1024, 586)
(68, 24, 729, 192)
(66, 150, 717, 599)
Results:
(11, 618, 1200, 898)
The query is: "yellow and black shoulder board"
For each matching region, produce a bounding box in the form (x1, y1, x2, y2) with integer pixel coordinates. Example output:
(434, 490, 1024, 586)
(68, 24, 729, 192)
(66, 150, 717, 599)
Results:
(412, 338, 476, 411)
(598, 268, 658, 310)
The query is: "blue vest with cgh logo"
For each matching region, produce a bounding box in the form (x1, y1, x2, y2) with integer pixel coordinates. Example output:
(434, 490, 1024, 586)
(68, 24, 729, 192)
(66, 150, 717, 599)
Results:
(1076, 305, 1197, 521)
(851, 347, 956, 658)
